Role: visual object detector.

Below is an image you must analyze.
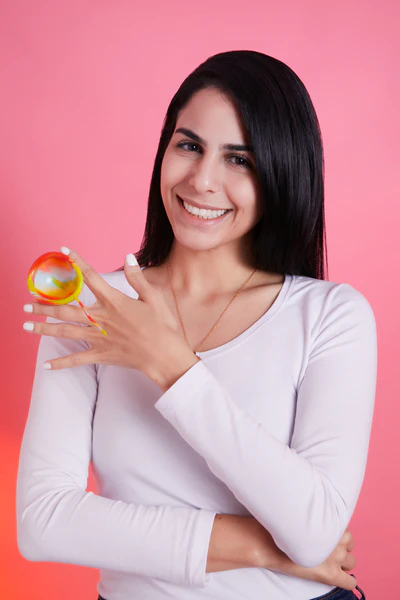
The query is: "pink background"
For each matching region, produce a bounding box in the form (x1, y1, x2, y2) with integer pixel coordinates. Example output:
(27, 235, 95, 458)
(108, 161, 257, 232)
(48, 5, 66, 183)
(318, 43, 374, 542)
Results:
(1, 1, 398, 598)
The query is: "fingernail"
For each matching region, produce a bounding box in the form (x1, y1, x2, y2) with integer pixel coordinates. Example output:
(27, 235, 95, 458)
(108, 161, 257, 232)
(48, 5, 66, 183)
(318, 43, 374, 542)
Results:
(23, 322, 34, 331)
(126, 253, 138, 267)
(43, 363, 52, 369)
(60, 246, 70, 255)
(23, 304, 33, 313)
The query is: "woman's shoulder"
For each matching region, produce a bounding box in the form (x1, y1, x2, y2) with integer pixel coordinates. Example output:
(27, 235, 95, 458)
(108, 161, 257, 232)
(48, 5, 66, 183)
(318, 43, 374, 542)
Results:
(292, 273, 372, 303)
(290, 273, 376, 327)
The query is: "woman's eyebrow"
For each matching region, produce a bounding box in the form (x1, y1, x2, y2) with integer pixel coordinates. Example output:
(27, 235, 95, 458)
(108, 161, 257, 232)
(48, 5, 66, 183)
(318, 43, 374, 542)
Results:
(175, 127, 253, 153)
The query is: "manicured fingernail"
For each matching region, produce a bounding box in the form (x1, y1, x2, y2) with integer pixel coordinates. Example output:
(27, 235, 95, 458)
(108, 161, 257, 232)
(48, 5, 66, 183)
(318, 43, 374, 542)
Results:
(23, 322, 34, 331)
(60, 246, 70, 255)
(23, 304, 33, 313)
(126, 253, 138, 267)
(43, 363, 52, 369)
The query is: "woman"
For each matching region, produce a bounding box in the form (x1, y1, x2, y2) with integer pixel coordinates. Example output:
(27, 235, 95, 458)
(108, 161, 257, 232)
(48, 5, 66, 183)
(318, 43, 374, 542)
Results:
(17, 50, 375, 599)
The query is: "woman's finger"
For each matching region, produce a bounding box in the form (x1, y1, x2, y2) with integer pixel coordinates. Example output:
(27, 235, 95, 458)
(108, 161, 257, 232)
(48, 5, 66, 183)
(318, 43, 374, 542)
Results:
(341, 530, 355, 552)
(60, 246, 112, 303)
(341, 551, 356, 572)
(337, 570, 357, 591)
(43, 349, 100, 371)
(22, 319, 100, 342)
(124, 253, 154, 303)
(23, 300, 89, 325)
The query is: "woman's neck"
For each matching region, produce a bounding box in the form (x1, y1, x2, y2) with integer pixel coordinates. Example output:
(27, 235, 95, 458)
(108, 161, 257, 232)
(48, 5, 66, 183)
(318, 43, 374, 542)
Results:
(165, 239, 257, 299)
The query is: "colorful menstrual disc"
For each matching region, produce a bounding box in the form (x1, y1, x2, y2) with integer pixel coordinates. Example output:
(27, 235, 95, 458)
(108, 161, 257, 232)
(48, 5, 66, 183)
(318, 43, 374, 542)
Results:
(27, 251, 83, 304)
(27, 251, 107, 335)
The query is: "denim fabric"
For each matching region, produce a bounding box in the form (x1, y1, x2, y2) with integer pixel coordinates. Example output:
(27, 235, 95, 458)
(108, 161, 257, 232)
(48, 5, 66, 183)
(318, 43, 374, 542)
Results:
(309, 574, 366, 600)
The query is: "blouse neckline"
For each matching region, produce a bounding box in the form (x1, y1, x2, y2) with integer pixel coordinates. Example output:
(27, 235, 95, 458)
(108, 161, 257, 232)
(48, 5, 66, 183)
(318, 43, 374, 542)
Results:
(139, 266, 294, 361)
(194, 272, 293, 360)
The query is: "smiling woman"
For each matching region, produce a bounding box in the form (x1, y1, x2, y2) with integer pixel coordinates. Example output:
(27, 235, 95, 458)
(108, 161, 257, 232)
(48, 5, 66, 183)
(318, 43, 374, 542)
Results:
(17, 50, 373, 600)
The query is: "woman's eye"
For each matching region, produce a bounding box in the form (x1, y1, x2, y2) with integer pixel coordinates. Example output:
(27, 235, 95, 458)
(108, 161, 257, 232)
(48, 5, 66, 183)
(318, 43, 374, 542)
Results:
(176, 141, 252, 169)
(231, 155, 252, 169)
(177, 141, 200, 152)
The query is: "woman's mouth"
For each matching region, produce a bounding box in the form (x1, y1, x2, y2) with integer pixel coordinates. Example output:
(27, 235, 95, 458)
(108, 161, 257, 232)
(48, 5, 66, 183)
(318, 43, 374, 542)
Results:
(177, 195, 232, 224)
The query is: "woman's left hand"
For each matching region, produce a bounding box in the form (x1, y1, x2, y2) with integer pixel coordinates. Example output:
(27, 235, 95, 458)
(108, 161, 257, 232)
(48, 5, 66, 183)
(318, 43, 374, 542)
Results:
(23, 247, 200, 389)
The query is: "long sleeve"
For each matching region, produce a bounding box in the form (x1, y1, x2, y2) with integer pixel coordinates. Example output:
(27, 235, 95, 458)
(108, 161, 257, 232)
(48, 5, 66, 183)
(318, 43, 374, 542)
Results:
(16, 283, 216, 587)
(155, 283, 378, 568)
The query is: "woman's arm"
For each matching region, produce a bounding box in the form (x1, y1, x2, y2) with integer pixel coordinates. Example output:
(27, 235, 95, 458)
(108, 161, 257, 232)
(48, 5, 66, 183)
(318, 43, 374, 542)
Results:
(17, 288, 218, 589)
(154, 284, 377, 568)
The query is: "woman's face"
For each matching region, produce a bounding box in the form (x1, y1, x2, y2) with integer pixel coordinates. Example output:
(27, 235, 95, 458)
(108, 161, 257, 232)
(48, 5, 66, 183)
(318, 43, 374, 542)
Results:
(160, 87, 264, 253)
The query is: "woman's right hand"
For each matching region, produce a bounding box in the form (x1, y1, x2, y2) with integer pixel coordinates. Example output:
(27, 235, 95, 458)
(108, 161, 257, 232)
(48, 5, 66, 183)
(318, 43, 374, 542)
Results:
(283, 530, 357, 591)
(307, 530, 357, 590)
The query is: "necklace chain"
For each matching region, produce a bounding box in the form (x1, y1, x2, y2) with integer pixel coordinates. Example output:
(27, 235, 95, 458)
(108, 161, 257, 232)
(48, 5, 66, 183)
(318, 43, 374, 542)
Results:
(166, 257, 257, 354)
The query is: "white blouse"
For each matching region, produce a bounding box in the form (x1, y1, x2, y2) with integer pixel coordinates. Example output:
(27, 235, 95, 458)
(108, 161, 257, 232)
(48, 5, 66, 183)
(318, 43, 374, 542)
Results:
(16, 268, 377, 600)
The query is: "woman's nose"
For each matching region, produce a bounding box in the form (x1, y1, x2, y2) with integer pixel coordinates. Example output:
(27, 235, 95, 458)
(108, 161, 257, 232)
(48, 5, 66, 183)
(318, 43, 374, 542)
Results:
(188, 155, 221, 194)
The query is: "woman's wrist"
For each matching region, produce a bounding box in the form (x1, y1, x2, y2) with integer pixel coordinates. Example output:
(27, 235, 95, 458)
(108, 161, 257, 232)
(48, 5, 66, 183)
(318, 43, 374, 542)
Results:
(251, 525, 322, 582)
(146, 333, 200, 393)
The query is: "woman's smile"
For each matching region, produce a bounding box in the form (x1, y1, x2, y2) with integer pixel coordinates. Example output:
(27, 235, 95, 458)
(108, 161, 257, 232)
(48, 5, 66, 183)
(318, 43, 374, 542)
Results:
(176, 194, 233, 227)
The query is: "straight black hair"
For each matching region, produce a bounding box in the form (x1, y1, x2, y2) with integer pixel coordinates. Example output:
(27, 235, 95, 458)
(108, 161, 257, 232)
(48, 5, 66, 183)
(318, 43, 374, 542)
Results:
(114, 50, 328, 280)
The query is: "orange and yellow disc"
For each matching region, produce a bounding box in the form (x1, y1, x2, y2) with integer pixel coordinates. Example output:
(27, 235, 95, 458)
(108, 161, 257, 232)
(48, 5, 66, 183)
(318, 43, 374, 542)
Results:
(27, 251, 83, 304)
(27, 251, 107, 335)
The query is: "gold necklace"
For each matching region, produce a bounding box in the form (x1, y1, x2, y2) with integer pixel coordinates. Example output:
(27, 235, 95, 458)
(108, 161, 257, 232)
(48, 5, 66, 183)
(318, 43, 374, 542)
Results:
(166, 256, 257, 354)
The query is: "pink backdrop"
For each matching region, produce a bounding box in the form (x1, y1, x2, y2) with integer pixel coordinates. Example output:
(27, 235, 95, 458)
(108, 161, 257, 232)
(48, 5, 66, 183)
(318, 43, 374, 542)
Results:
(1, 1, 398, 597)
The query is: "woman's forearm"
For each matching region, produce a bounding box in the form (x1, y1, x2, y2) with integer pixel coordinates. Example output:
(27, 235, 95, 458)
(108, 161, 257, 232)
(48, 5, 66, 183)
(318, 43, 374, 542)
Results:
(206, 514, 357, 592)
(206, 514, 286, 573)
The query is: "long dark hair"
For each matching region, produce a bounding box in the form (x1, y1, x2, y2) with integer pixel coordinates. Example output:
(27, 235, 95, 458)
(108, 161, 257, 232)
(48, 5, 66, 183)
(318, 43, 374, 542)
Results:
(114, 50, 328, 280)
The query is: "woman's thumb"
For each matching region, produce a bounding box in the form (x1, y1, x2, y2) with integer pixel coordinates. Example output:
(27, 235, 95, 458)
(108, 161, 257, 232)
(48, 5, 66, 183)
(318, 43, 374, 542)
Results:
(124, 253, 151, 301)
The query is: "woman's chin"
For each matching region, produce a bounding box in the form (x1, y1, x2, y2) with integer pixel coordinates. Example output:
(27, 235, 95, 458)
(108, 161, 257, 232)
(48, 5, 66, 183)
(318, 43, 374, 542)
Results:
(171, 227, 224, 252)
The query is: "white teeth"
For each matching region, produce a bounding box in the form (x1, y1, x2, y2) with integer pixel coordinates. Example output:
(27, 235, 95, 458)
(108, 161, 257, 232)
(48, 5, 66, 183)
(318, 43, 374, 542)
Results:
(182, 199, 229, 219)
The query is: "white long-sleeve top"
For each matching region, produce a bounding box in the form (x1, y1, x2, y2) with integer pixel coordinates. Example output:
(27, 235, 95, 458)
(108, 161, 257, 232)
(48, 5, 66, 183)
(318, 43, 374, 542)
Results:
(16, 268, 377, 600)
